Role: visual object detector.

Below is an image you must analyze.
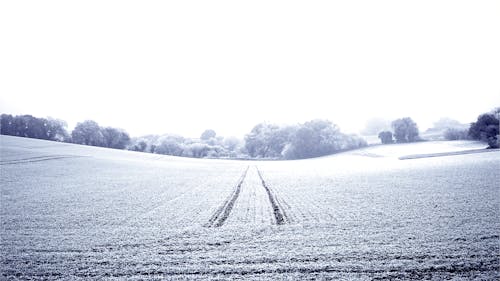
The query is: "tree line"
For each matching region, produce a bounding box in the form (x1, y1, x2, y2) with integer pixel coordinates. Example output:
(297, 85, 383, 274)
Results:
(376, 108, 499, 149)
(1, 114, 70, 141)
(127, 120, 368, 160)
(128, 131, 244, 159)
(1, 108, 498, 159)
(244, 120, 367, 159)
(0, 115, 130, 149)
(0, 114, 367, 159)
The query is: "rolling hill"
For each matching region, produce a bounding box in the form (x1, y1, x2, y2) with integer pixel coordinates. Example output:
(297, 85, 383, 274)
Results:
(1, 135, 499, 279)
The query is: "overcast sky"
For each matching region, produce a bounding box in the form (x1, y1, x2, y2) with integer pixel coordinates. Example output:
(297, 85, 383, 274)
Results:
(1, 1, 499, 138)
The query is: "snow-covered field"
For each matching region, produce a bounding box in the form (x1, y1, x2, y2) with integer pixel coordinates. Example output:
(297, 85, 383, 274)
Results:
(1, 135, 499, 280)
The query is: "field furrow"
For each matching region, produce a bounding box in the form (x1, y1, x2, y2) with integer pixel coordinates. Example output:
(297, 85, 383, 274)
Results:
(256, 166, 289, 225)
(205, 166, 249, 227)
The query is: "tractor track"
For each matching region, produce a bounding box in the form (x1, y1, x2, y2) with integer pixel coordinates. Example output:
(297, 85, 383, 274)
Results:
(0, 155, 86, 165)
(255, 166, 289, 225)
(205, 166, 249, 227)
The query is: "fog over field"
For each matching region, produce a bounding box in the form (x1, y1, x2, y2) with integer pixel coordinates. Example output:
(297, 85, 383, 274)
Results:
(1, 0, 500, 280)
(1, 1, 499, 137)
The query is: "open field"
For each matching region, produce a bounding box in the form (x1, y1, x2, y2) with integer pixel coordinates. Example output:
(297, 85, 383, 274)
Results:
(1, 135, 499, 280)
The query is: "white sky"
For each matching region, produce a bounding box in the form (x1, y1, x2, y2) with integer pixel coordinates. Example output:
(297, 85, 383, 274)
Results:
(1, 1, 499, 138)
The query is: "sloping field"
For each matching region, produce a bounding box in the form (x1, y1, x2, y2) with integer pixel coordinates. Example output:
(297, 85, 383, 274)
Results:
(1, 136, 499, 280)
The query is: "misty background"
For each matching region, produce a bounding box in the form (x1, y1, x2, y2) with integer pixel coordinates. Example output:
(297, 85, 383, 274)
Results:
(1, 0, 499, 138)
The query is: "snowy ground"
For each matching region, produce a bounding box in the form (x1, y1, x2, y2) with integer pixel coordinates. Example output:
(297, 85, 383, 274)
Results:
(1, 135, 499, 280)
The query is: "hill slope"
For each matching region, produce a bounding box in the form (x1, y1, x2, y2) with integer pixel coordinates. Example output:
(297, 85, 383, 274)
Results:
(1, 135, 499, 279)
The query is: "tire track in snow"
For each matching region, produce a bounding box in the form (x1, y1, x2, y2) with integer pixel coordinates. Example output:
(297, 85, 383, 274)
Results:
(255, 166, 289, 225)
(0, 155, 86, 165)
(205, 166, 249, 227)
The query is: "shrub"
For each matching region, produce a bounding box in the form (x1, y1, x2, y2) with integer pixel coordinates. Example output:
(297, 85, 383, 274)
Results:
(469, 114, 499, 148)
(378, 131, 394, 144)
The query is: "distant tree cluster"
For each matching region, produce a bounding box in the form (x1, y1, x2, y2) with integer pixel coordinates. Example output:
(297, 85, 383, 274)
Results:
(72, 120, 131, 149)
(443, 128, 469, 141)
(0, 114, 69, 141)
(423, 109, 499, 147)
(245, 123, 294, 158)
(245, 119, 367, 160)
(376, 117, 420, 144)
(424, 117, 469, 141)
(6, 108, 497, 159)
(128, 130, 245, 158)
(432, 117, 465, 131)
(0, 114, 130, 149)
(469, 110, 499, 148)
(128, 120, 367, 160)
(375, 108, 500, 149)
(392, 117, 420, 143)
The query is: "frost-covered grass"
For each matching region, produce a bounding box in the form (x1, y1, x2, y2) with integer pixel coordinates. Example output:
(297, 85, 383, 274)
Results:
(351, 140, 488, 159)
(1, 135, 499, 280)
